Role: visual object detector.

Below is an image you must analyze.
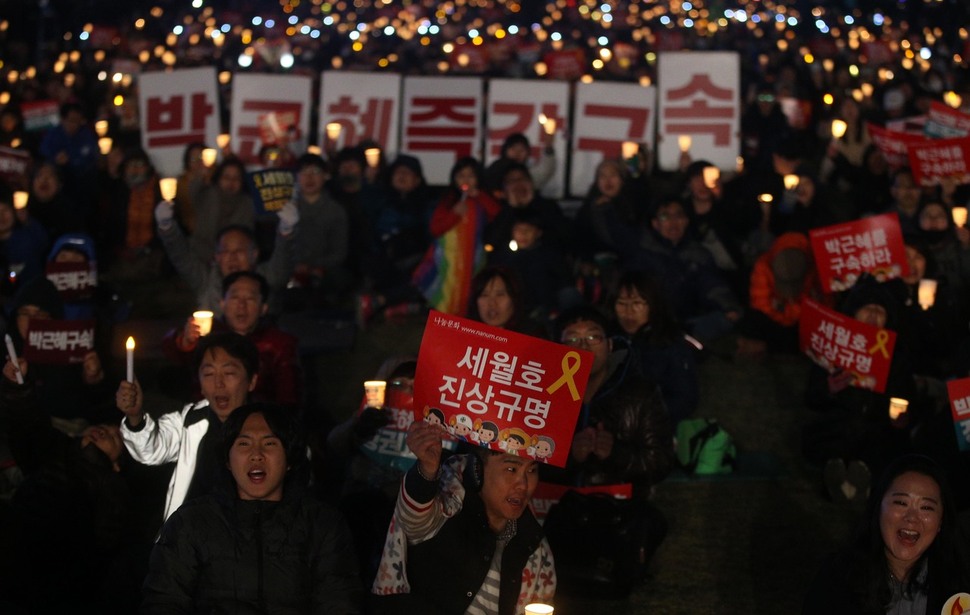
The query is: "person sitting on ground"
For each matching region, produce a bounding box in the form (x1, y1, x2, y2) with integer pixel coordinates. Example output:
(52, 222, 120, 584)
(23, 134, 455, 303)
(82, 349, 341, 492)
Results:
(116, 331, 259, 523)
(162, 270, 303, 410)
(802, 454, 970, 614)
(371, 421, 556, 614)
(142, 402, 363, 613)
(611, 270, 699, 424)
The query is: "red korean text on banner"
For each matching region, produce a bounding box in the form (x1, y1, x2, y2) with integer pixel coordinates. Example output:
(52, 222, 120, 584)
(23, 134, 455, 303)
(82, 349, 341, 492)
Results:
(530, 482, 633, 521)
(868, 123, 930, 170)
(945, 378, 970, 453)
(809, 213, 908, 293)
(22, 319, 96, 366)
(46, 261, 98, 303)
(907, 136, 970, 187)
(414, 311, 592, 468)
(798, 299, 896, 393)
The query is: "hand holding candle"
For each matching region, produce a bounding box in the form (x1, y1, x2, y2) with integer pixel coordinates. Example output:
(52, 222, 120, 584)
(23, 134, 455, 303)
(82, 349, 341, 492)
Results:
(678, 135, 692, 153)
(917, 279, 937, 310)
(363, 380, 386, 408)
(126, 336, 135, 383)
(4, 334, 24, 384)
(888, 397, 909, 420)
(952, 206, 968, 228)
(159, 177, 178, 202)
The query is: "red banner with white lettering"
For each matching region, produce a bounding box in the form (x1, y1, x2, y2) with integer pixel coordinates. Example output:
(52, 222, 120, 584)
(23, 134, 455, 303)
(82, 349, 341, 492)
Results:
(924, 101, 970, 139)
(530, 482, 633, 521)
(945, 377, 970, 453)
(907, 136, 970, 187)
(809, 213, 908, 293)
(22, 319, 96, 365)
(45, 261, 98, 302)
(799, 299, 896, 393)
(414, 311, 591, 468)
(868, 123, 931, 170)
(0, 146, 31, 190)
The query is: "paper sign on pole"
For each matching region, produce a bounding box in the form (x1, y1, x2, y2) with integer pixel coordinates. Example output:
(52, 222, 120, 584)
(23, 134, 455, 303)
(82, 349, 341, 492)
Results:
(401, 76, 484, 186)
(799, 299, 896, 393)
(809, 213, 908, 292)
(230, 73, 313, 168)
(657, 52, 740, 172)
(138, 67, 220, 177)
(413, 311, 591, 468)
(486, 78, 569, 198)
(570, 81, 656, 196)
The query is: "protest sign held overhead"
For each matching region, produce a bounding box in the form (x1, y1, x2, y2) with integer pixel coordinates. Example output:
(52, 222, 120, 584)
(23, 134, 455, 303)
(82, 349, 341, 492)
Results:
(414, 311, 592, 468)
(809, 213, 908, 293)
(946, 378, 970, 453)
(22, 319, 96, 365)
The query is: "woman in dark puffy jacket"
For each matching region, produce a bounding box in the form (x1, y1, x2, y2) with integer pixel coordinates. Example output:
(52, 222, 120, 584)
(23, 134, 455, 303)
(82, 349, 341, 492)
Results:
(142, 403, 362, 614)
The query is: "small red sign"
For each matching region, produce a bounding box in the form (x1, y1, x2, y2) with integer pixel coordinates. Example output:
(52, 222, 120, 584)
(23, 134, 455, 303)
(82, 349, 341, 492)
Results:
(809, 213, 908, 293)
(22, 319, 96, 365)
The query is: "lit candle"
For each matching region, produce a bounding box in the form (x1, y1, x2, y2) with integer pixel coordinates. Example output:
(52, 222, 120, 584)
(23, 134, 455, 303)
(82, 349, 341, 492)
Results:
(952, 206, 968, 227)
(363, 380, 386, 408)
(783, 174, 800, 191)
(621, 141, 639, 160)
(888, 397, 909, 420)
(524, 605, 554, 615)
(125, 336, 135, 383)
(217, 133, 231, 150)
(736, 156, 745, 173)
(94, 120, 109, 137)
(159, 178, 178, 202)
(12, 191, 28, 210)
(192, 310, 214, 336)
(831, 119, 848, 139)
(201, 148, 218, 167)
(4, 333, 23, 384)
(98, 137, 112, 155)
(678, 135, 692, 153)
(703, 166, 720, 189)
(364, 147, 381, 168)
(307, 145, 322, 156)
(917, 279, 937, 310)
(325, 122, 342, 142)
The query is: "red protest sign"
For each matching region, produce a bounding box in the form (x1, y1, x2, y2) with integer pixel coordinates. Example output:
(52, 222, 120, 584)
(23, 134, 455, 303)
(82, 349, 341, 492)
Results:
(414, 310, 592, 468)
(22, 319, 96, 365)
(868, 123, 930, 169)
(530, 482, 633, 521)
(46, 261, 98, 302)
(809, 213, 908, 293)
(945, 377, 970, 452)
(0, 146, 31, 190)
(799, 299, 896, 393)
(925, 101, 970, 138)
(907, 136, 970, 187)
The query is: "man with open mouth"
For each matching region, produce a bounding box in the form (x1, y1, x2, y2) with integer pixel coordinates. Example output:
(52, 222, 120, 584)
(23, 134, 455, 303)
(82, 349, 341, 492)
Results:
(371, 420, 556, 614)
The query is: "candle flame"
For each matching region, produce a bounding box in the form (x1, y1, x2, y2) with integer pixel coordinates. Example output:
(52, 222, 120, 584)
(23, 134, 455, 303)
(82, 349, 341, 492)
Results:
(126, 336, 135, 351)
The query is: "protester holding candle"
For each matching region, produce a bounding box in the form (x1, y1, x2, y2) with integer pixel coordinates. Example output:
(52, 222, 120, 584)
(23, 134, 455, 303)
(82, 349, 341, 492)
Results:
(116, 331, 259, 523)
(187, 156, 255, 265)
(0, 188, 49, 297)
(914, 201, 970, 326)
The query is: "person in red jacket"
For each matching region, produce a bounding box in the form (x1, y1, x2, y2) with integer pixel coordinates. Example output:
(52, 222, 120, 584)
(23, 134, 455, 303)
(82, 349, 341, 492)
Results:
(163, 270, 303, 411)
(737, 231, 822, 356)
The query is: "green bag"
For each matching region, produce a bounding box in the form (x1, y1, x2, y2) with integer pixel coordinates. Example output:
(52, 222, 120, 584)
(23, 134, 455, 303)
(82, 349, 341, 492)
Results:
(675, 418, 736, 475)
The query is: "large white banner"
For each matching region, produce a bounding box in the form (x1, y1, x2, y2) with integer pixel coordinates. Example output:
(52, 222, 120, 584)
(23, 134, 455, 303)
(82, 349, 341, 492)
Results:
(138, 67, 220, 177)
(230, 74, 313, 168)
(319, 71, 401, 156)
(657, 52, 740, 171)
(401, 76, 484, 186)
(486, 79, 569, 198)
(569, 81, 656, 196)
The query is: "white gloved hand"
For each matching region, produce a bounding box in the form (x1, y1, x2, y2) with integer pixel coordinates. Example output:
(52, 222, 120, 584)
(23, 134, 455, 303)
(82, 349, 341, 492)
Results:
(277, 200, 300, 236)
(154, 200, 175, 231)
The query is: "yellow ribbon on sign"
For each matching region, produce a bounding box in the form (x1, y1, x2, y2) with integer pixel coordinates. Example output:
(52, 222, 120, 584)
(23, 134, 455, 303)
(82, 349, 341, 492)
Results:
(546, 350, 582, 401)
(868, 329, 890, 359)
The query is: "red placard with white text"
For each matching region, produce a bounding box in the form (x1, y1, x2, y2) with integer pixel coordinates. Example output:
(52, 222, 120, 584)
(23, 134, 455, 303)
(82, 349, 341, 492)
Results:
(138, 67, 220, 177)
(401, 76, 484, 186)
(230, 74, 312, 167)
(486, 79, 569, 198)
(924, 101, 970, 139)
(530, 482, 633, 521)
(45, 261, 98, 302)
(657, 52, 740, 172)
(809, 213, 908, 293)
(799, 299, 896, 393)
(945, 378, 970, 452)
(868, 123, 931, 170)
(570, 81, 656, 196)
(22, 319, 96, 365)
(907, 136, 970, 187)
(414, 311, 591, 468)
(319, 71, 401, 155)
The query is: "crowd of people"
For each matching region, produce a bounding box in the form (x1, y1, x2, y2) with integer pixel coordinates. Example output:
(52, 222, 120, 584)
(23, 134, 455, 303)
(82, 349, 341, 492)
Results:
(1, 0, 970, 613)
